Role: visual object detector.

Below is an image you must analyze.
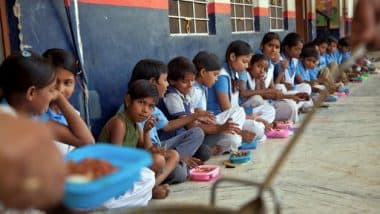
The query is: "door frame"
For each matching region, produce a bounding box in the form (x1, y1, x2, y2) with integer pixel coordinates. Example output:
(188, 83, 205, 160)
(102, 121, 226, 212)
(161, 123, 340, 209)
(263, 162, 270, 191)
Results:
(295, 0, 308, 42)
(0, 1, 11, 60)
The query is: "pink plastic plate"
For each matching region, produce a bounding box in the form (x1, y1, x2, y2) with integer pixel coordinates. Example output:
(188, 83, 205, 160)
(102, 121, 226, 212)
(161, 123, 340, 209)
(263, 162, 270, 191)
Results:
(190, 165, 220, 181)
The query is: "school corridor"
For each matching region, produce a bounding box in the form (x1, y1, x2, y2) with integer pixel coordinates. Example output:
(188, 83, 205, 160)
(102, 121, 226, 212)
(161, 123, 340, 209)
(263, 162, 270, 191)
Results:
(149, 58, 380, 213)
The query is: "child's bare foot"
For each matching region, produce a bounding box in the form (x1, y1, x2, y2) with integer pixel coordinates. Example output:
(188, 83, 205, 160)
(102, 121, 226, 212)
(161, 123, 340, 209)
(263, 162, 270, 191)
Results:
(211, 145, 222, 155)
(152, 184, 170, 199)
(181, 157, 202, 169)
(241, 130, 255, 142)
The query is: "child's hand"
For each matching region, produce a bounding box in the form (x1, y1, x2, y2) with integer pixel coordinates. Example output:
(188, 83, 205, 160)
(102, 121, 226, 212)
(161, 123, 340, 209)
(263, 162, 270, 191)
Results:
(284, 82, 293, 90)
(267, 89, 283, 100)
(289, 95, 302, 103)
(256, 118, 272, 131)
(280, 59, 289, 69)
(143, 116, 157, 133)
(150, 145, 167, 156)
(295, 92, 310, 101)
(218, 118, 241, 134)
(194, 110, 216, 124)
(50, 89, 63, 103)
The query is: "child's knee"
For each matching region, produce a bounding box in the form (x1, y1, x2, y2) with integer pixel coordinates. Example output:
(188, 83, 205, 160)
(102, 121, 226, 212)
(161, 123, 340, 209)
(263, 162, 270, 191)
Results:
(189, 127, 205, 145)
(193, 144, 211, 162)
(166, 149, 180, 163)
(151, 153, 165, 174)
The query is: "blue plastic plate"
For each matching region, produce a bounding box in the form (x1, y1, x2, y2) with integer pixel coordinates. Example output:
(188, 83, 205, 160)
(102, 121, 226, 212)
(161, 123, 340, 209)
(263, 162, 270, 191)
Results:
(238, 140, 257, 150)
(229, 150, 252, 163)
(63, 143, 152, 209)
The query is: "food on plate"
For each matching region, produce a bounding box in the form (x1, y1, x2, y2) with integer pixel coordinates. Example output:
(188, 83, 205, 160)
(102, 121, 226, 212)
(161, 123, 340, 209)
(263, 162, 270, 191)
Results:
(231, 151, 249, 157)
(194, 166, 216, 173)
(66, 158, 117, 182)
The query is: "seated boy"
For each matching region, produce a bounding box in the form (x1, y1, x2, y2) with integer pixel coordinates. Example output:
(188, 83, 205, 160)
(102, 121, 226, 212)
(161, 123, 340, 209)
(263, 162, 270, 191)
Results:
(160, 54, 255, 155)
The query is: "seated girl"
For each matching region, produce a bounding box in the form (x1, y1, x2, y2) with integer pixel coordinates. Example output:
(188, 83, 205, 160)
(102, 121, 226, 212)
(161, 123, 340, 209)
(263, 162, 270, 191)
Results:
(43, 49, 156, 208)
(0, 50, 94, 147)
(273, 32, 314, 111)
(240, 54, 308, 126)
(244, 32, 304, 123)
(206, 40, 267, 147)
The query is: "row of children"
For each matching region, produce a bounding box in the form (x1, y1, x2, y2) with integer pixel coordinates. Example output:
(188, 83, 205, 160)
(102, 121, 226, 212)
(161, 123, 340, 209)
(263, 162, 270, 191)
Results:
(0, 30, 369, 210)
(97, 31, 358, 205)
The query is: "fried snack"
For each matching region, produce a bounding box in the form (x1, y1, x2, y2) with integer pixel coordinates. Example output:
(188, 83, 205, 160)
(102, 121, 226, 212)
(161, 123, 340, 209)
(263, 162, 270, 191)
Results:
(231, 151, 249, 157)
(67, 158, 117, 181)
(194, 167, 215, 173)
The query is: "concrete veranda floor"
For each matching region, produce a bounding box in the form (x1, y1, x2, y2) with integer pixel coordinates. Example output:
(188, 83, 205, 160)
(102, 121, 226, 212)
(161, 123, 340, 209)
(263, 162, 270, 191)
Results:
(149, 67, 380, 213)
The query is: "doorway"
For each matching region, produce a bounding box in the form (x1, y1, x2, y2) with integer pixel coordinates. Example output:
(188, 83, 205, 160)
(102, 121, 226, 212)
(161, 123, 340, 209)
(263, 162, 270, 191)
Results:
(295, 0, 308, 42)
(0, 1, 11, 62)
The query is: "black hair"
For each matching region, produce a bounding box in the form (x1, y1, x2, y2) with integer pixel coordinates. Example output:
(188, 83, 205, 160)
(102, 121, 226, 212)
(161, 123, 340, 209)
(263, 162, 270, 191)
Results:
(327, 36, 338, 44)
(250, 54, 267, 65)
(129, 59, 167, 84)
(261, 32, 281, 46)
(312, 37, 328, 46)
(167, 56, 197, 81)
(300, 43, 320, 59)
(338, 37, 350, 47)
(192, 51, 221, 75)
(42, 48, 77, 75)
(281, 32, 304, 53)
(127, 79, 159, 103)
(0, 50, 56, 98)
(225, 40, 252, 63)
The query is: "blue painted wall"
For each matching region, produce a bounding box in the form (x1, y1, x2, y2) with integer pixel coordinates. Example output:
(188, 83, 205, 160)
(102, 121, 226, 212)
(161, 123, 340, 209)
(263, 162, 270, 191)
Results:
(10, 0, 296, 136)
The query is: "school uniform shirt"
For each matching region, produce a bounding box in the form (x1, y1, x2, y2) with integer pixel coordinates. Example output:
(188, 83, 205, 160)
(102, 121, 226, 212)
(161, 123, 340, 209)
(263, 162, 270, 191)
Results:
(40, 108, 79, 154)
(276, 54, 299, 86)
(338, 51, 351, 64)
(325, 50, 339, 65)
(157, 86, 191, 140)
(317, 53, 328, 71)
(207, 63, 239, 115)
(0, 99, 16, 116)
(190, 81, 207, 111)
(309, 68, 320, 81)
(238, 71, 255, 114)
(138, 106, 169, 147)
(296, 62, 311, 82)
(0, 99, 74, 155)
(40, 108, 68, 125)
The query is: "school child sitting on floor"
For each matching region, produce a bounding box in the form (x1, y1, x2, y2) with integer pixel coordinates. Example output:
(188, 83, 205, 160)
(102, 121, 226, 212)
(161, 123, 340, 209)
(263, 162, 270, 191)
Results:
(181, 53, 255, 154)
(41, 48, 82, 154)
(295, 44, 322, 89)
(159, 55, 248, 155)
(337, 37, 366, 81)
(43, 49, 156, 208)
(295, 44, 338, 103)
(98, 80, 179, 199)
(337, 37, 351, 64)
(206, 40, 267, 148)
(273, 32, 314, 112)
(0, 50, 94, 147)
(242, 54, 308, 126)
(128, 59, 210, 169)
(313, 37, 331, 83)
(253, 32, 307, 123)
(323, 36, 349, 84)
